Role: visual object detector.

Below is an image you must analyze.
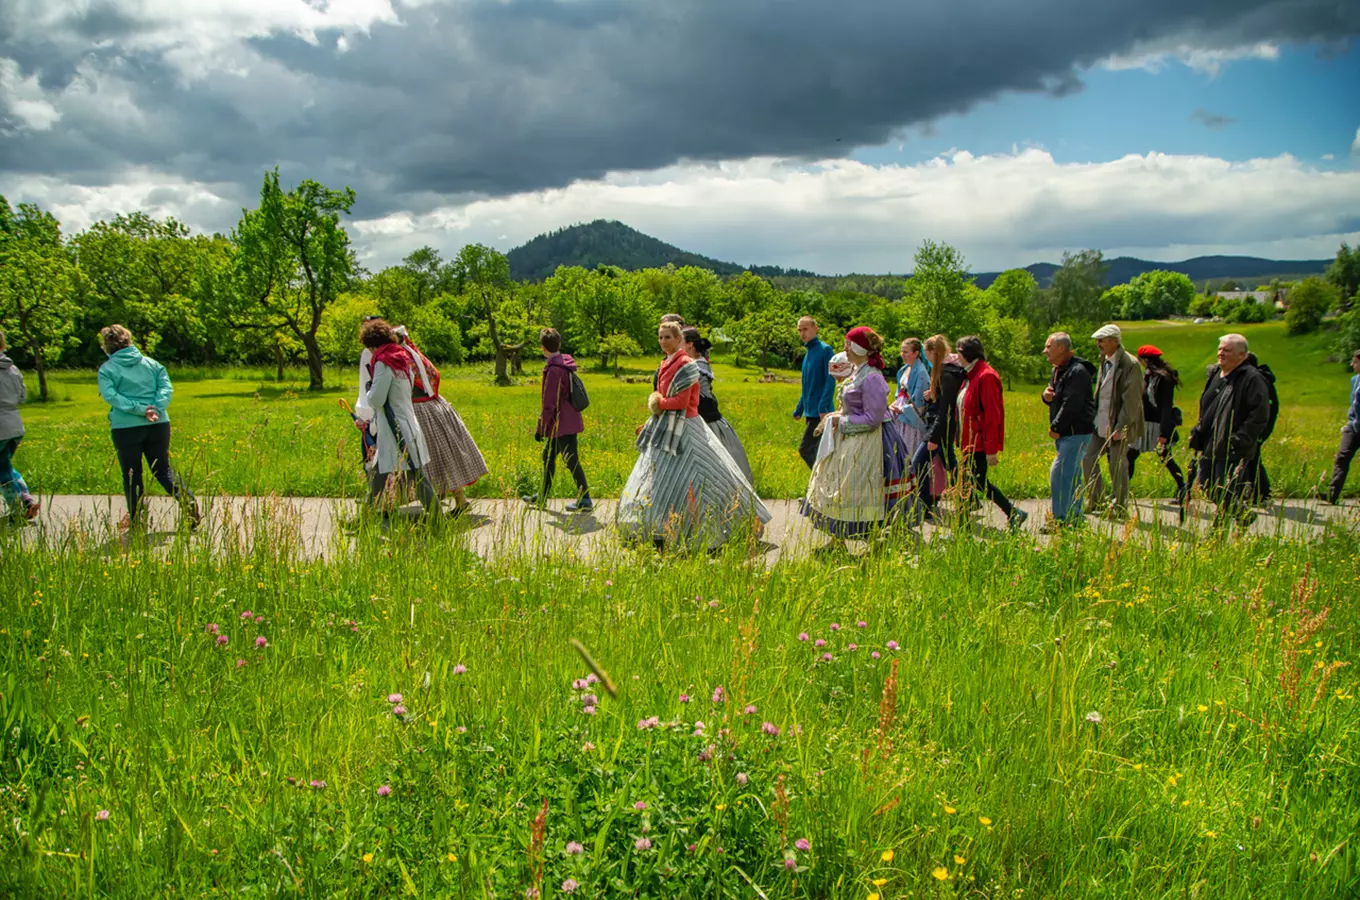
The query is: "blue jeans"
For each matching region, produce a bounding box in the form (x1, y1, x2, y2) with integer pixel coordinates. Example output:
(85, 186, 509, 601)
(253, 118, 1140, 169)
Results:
(1051, 434, 1091, 522)
(1, 437, 34, 514)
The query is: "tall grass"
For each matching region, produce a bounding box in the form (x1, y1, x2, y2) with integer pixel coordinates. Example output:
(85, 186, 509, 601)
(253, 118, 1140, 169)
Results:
(2, 512, 1357, 897)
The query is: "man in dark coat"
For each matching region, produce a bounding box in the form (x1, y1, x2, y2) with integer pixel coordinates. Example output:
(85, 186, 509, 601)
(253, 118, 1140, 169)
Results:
(1188, 333, 1271, 525)
(1241, 352, 1278, 503)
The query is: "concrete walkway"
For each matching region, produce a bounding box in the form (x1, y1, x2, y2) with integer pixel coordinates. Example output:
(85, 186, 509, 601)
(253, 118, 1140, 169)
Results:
(8, 493, 1357, 563)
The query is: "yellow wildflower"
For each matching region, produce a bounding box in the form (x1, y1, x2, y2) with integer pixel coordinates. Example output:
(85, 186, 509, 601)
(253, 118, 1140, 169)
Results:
(362, 852, 374, 864)
(944, 805, 957, 815)
(1197, 705, 1208, 713)
(881, 849, 894, 862)
(872, 878, 887, 886)
(868, 894, 880, 900)
(932, 867, 950, 881)
(979, 816, 993, 826)
(1133, 764, 1143, 771)
(954, 855, 966, 865)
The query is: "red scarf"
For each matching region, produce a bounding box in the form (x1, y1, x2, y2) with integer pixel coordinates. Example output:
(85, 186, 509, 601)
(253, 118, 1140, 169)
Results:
(368, 342, 413, 379)
(845, 326, 886, 371)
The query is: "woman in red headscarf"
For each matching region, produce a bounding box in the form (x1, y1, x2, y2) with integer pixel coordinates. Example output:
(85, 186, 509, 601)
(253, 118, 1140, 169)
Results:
(801, 326, 911, 544)
(1130, 345, 1188, 520)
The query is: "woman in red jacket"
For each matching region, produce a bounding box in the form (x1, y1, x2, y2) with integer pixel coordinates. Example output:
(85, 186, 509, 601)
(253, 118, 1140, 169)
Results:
(956, 335, 1028, 530)
(616, 320, 770, 549)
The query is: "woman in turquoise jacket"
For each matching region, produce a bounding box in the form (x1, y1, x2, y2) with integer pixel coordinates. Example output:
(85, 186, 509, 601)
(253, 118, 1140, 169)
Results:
(96, 325, 199, 530)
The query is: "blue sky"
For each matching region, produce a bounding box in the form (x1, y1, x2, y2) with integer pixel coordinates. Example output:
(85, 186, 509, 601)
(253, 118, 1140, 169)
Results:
(853, 45, 1360, 169)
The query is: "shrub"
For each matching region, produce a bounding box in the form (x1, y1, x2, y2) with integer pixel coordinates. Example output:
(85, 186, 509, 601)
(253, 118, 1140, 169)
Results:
(1285, 277, 1339, 336)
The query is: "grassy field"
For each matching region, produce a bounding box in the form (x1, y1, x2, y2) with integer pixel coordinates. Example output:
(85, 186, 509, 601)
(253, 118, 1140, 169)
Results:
(11, 321, 1356, 500)
(2, 515, 1357, 896)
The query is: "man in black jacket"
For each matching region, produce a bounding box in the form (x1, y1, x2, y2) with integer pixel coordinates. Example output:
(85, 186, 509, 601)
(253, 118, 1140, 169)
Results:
(1041, 332, 1096, 530)
(1188, 333, 1271, 525)
(1241, 352, 1278, 503)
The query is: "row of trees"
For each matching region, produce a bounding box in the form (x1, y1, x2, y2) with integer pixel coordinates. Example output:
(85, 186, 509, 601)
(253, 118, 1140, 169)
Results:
(4, 171, 1358, 401)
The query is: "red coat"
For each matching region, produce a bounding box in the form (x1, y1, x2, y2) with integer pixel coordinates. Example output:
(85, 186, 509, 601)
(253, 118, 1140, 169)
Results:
(656, 353, 700, 417)
(960, 360, 1004, 455)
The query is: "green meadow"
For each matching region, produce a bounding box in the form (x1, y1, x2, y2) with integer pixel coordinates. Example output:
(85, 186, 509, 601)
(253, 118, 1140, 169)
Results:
(11, 321, 1357, 502)
(3, 319, 1359, 897)
(2, 510, 1357, 897)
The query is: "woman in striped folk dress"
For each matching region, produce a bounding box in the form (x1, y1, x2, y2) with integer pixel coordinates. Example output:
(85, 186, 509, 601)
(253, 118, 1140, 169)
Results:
(616, 320, 771, 550)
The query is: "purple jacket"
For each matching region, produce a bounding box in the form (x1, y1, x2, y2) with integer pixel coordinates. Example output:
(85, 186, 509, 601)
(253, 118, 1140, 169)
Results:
(538, 353, 584, 438)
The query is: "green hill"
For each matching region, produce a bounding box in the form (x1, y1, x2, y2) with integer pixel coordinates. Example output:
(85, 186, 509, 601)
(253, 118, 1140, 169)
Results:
(506, 220, 818, 281)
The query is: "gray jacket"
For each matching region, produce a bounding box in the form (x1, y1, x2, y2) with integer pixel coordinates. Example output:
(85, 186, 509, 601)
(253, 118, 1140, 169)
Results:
(363, 361, 430, 475)
(0, 354, 26, 442)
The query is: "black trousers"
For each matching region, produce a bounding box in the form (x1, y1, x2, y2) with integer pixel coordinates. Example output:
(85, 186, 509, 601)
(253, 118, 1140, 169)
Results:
(1331, 427, 1358, 502)
(542, 434, 589, 498)
(1197, 452, 1255, 518)
(798, 417, 822, 469)
(111, 423, 194, 522)
(964, 450, 1013, 517)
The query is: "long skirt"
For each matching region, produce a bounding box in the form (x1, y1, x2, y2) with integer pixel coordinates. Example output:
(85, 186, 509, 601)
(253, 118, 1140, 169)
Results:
(617, 420, 771, 549)
(802, 426, 911, 538)
(894, 420, 927, 460)
(708, 418, 754, 485)
(411, 398, 488, 493)
(1132, 421, 1162, 453)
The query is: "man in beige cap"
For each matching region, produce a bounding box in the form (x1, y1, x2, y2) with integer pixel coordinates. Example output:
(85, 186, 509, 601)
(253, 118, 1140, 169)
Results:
(1082, 323, 1145, 517)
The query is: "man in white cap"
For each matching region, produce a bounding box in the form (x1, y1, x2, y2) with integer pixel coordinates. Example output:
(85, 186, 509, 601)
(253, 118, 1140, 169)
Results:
(1082, 323, 1145, 517)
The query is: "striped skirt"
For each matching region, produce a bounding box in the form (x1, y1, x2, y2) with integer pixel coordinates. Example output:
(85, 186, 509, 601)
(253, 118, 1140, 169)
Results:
(412, 398, 488, 493)
(617, 418, 771, 549)
(708, 418, 754, 486)
(802, 425, 911, 538)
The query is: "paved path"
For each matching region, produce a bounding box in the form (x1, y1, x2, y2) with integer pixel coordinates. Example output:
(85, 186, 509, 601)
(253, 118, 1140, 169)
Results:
(9, 494, 1357, 562)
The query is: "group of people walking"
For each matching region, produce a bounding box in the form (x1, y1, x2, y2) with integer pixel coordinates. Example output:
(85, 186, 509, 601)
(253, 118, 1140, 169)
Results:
(0, 316, 1357, 543)
(792, 319, 1027, 540)
(790, 317, 1357, 537)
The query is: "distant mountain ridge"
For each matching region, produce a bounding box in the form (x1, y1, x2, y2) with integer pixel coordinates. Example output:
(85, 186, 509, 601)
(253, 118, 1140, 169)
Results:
(505, 220, 1330, 288)
(972, 256, 1331, 289)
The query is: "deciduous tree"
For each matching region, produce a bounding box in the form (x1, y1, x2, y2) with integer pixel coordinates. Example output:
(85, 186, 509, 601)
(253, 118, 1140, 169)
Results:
(0, 198, 80, 400)
(228, 169, 357, 390)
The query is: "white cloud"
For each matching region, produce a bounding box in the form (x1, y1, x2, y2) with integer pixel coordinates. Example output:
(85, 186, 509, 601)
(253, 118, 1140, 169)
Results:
(1102, 41, 1280, 76)
(6, 149, 1357, 272)
(4, 0, 399, 82)
(347, 149, 1360, 272)
(1351, 126, 1360, 157)
(0, 58, 61, 131)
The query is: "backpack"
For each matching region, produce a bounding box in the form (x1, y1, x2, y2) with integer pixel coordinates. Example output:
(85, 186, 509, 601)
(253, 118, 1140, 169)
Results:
(567, 371, 590, 412)
(553, 366, 589, 413)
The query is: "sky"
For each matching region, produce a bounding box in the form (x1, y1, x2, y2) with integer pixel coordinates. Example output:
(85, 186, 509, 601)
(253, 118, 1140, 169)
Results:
(1, 0, 1358, 276)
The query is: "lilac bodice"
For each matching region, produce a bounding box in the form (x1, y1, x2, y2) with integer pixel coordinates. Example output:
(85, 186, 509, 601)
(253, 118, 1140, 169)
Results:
(843, 367, 889, 427)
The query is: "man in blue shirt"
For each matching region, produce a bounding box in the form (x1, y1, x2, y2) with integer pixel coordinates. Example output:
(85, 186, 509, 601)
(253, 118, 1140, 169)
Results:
(793, 316, 836, 468)
(1327, 348, 1360, 504)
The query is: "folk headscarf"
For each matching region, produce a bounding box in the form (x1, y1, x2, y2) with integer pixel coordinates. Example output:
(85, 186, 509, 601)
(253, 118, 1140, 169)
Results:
(845, 326, 885, 371)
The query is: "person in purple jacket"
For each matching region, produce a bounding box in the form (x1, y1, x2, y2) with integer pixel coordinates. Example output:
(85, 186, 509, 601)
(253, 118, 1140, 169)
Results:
(523, 328, 592, 512)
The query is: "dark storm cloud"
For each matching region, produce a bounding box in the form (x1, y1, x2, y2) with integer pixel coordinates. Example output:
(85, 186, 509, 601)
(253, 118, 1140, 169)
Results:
(0, 0, 1356, 221)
